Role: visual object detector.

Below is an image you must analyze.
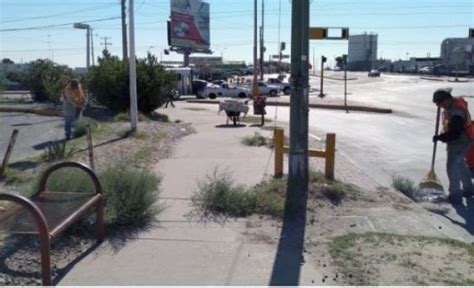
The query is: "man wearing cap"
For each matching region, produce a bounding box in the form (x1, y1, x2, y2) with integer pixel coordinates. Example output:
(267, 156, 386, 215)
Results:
(432, 88, 474, 204)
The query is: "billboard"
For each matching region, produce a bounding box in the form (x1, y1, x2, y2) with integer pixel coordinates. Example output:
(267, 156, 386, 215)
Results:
(169, 0, 210, 51)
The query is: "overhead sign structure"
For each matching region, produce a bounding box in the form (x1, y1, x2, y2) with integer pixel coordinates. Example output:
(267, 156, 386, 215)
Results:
(169, 0, 210, 51)
(309, 27, 349, 40)
(272, 54, 289, 59)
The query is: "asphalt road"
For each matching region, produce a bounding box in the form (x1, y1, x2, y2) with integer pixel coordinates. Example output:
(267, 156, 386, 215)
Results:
(0, 112, 64, 163)
(265, 72, 474, 187)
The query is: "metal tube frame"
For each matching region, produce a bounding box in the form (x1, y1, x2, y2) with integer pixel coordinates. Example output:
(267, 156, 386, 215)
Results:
(0, 161, 104, 285)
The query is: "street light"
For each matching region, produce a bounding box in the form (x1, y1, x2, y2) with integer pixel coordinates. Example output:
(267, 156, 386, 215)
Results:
(73, 22, 91, 71)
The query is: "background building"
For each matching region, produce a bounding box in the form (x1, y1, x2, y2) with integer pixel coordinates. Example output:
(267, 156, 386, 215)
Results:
(440, 37, 474, 74)
(347, 33, 378, 71)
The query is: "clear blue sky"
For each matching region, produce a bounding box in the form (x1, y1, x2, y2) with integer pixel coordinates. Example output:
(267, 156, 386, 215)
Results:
(1, 0, 472, 68)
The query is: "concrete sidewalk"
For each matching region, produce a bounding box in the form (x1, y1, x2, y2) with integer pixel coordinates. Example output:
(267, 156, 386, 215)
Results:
(59, 102, 473, 285)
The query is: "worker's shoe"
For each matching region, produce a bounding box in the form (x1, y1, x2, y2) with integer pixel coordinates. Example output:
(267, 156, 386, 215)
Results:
(447, 195, 463, 205)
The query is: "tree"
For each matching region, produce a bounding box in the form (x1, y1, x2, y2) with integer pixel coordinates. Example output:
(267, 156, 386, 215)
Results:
(87, 51, 175, 114)
(1, 58, 14, 64)
(14, 59, 72, 102)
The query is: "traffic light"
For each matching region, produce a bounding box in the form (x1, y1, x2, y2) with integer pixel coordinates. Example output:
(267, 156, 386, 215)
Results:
(470, 28, 474, 38)
(280, 42, 286, 51)
(322, 56, 327, 63)
(341, 28, 349, 40)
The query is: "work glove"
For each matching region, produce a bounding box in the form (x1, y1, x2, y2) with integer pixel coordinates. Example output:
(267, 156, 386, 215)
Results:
(433, 135, 440, 143)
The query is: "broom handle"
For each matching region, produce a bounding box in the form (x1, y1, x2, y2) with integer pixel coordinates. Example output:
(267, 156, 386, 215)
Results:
(431, 106, 441, 171)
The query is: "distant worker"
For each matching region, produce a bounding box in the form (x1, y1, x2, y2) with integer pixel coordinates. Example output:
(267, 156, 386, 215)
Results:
(63, 79, 85, 140)
(165, 89, 177, 108)
(432, 88, 474, 204)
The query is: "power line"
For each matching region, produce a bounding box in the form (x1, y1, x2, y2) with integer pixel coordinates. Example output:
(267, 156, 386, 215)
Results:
(0, 3, 119, 24)
(0, 17, 121, 32)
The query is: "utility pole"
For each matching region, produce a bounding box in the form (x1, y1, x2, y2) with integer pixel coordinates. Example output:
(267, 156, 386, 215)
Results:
(121, 0, 128, 61)
(259, 0, 265, 80)
(287, 0, 310, 214)
(252, 0, 259, 98)
(277, 0, 281, 75)
(128, 0, 138, 132)
(101, 37, 112, 52)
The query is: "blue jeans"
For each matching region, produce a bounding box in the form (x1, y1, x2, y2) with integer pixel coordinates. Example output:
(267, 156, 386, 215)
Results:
(64, 108, 82, 139)
(447, 143, 474, 198)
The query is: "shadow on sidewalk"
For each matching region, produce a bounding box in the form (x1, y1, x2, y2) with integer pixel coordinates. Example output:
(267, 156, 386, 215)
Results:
(269, 193, 307, 285)
(215, 124, 247, 129)
(426, 198, 474, 235)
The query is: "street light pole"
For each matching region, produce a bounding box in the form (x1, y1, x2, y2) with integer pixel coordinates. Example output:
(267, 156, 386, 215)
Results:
(260, 0, 265, 80)
(128, 0, 138, 132)
(73, 23, 91, 71)
(90, 28, 95, 66)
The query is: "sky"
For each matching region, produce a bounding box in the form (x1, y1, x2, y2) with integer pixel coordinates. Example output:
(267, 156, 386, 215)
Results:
(0, 0, 473, 68)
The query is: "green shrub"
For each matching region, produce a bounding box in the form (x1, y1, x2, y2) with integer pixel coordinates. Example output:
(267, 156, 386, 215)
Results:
(87, 51, 176, 114)
(73, 117, 98, 138)
(10, 59, 72, 102)
(192, 169, 257, 217)
(241, 132, 268, 147)
(36, 163, 161, 228)
(42, 140, 76, 162)
(252, 177, 286, 217)
(1, 168, 29, 185)
(392, 175, 416, 198)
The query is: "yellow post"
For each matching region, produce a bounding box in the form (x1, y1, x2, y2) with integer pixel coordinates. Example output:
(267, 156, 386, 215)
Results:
(274, 128, 284, 177)
(325, 133, 336, 180)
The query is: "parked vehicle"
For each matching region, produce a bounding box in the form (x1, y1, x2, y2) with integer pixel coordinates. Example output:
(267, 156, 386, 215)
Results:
(203, 82, 250, 99)
(257, 81, 280, 97)
(368, 69, 381, 77)
(418, 66, 433, 74)
(166, 67, 193, 99)
(192, 80, 209, 99)
(267, 78, 292, 95)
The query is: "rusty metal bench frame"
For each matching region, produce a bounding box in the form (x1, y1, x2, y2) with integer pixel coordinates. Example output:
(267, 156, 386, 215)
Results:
(0, 161, 104, 286)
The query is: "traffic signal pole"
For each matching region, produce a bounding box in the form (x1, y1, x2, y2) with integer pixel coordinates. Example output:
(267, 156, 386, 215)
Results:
(286, 0, 309, 214)
(319, 56, 326, 98)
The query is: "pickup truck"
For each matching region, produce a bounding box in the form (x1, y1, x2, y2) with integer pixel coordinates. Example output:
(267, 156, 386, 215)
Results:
(204, 83, 251, 99)
(267, 78, 292, 95)
(257, 81, 280, 97)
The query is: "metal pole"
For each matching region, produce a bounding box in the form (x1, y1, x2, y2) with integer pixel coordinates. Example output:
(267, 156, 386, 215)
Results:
(252, 0, 259, 98)
(129, 0, 138, 132)
(287, 0, 309, 214)
(319, 56, 324, 97)
(121, 0, 128, 61)
(86, 28, 90, 71)
(278, 0, 281, 75)
(344, 55, 348, 113)
(261, 0, 264, 79)
(90, 28, 95, 66)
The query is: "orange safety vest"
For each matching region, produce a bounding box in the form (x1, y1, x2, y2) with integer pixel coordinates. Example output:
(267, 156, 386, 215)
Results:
(442, 96, 474, 140)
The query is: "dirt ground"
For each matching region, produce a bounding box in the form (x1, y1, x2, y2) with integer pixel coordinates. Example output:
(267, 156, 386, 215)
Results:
(0, 119, 193, 285)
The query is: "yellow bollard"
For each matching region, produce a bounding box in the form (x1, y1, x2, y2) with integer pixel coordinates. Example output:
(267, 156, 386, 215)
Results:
(274, 128, 284, 178)
(325, 133, 336, 180)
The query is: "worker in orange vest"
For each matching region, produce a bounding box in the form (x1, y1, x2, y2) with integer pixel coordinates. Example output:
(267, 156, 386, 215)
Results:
(433, 88, 474, 204)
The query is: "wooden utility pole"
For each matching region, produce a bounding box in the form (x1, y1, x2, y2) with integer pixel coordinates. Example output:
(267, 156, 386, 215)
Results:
(286, 0, 310, 214)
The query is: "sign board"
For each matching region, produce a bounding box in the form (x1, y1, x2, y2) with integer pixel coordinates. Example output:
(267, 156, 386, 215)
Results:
(309, 27, 349, 40)
(272, 55, 290, 59)
(169, 0, 210, 51)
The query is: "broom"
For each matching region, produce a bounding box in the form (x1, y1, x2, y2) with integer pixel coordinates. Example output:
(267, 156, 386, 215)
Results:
(415, 106, 445, 200)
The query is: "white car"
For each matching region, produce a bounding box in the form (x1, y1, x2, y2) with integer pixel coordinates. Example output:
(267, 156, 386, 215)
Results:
(204, 82, 251, 99)
(257, 81, 280, 97)
(267, 78, 292, 95)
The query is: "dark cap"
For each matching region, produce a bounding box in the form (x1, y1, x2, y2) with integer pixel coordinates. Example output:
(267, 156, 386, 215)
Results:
(433, 88, 453, 104)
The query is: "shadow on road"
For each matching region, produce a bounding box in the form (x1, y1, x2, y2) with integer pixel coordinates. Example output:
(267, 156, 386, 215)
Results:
(215, 124, 247, 128)
(12, 119, 61, 127)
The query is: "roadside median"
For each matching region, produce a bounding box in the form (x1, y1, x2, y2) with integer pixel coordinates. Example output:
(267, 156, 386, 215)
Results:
(186, 99, 393, 114)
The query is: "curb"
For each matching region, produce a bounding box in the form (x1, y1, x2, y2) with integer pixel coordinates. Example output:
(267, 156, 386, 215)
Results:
(0, 106, 63, 117)
(186, 99, 393, 114)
